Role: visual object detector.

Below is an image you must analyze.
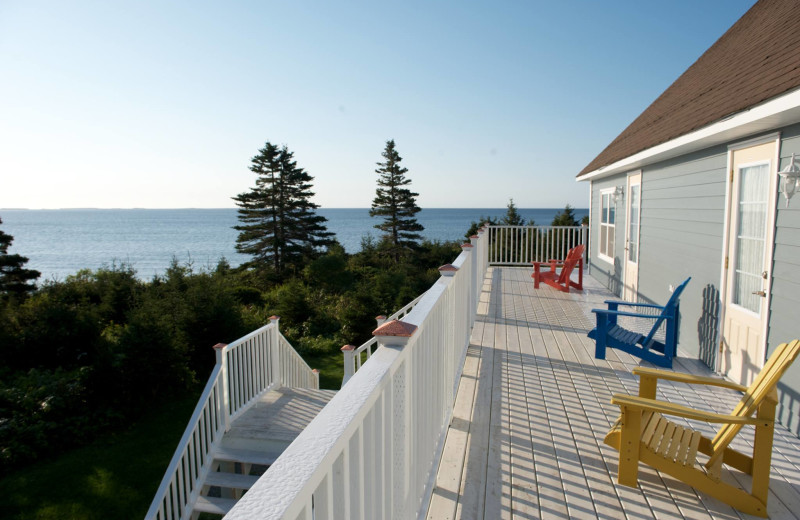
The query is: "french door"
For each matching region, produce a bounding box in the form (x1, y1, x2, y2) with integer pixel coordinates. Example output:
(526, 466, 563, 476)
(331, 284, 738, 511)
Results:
(720, 140, 778, 385)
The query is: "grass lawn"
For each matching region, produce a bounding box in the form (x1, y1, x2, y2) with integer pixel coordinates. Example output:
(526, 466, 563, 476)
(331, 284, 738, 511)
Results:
(0, 392, 198, 520)
(302, 349, 344, 390)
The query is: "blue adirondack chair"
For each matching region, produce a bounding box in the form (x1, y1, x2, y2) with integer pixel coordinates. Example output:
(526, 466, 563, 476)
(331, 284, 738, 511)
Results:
(589, 277, 690, 368)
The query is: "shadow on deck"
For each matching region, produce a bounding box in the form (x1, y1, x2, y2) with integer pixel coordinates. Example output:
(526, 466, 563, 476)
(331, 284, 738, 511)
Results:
(426, 267, 800, 520)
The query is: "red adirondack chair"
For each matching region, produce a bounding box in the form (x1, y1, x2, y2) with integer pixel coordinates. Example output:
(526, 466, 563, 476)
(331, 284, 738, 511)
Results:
(532, 244, 584, 292)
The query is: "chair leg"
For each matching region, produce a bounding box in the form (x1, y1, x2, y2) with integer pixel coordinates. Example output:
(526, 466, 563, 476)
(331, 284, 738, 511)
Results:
(618, 405, 642, 487)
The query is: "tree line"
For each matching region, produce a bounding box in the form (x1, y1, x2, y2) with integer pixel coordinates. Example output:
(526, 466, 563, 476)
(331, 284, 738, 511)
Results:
(0, 138, 583, 474)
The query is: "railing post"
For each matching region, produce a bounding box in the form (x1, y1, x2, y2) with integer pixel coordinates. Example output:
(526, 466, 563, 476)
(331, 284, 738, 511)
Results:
(341, 344, 356, 387)
(372, 319, 418, 517)
(375, 314, 387, 328)
(312, 368, 320, 390)
(270, 315, 282, 388)
(213, 342, 231, 432)
(469, 234, 479, 325)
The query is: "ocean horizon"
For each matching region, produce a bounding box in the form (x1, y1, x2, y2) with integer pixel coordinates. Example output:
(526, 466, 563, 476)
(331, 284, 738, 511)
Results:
(1, 207, 588, 281)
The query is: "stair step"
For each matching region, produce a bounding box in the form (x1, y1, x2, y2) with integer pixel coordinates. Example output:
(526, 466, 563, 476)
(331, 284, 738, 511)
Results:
(194, 495, 238, 515)
(205, 471, 260, 490)
(214, 447, 277, 466)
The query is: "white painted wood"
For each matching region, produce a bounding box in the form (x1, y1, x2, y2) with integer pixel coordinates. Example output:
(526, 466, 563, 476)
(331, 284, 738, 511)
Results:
(193, 496, 237, 515)
(204, 472, 260, 490)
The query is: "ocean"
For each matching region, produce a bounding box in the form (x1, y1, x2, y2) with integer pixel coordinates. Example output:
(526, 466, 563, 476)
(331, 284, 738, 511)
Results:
(1, 208, 588, 281)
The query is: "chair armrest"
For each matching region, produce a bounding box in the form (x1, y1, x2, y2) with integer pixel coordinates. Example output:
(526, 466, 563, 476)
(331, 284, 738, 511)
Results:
(632, 367, 748, 392)
(591, 309, 665, 320)
(610, 394, 762, 424)
(603, 300, 665, 310)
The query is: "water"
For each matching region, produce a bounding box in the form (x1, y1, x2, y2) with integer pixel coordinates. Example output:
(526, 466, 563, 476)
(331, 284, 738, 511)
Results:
(1, 208, 587, 281)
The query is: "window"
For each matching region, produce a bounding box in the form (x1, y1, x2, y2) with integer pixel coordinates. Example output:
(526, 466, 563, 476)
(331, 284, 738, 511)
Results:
(599, 189, 615, 262)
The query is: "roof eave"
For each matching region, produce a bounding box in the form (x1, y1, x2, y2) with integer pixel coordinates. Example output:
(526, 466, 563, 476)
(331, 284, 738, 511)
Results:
(576, 86, 800, 183)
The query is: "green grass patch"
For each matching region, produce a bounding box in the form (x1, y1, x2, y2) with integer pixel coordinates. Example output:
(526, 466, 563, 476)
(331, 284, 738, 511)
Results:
(302, 349, 344, 390)
(0, 392, 199, 520)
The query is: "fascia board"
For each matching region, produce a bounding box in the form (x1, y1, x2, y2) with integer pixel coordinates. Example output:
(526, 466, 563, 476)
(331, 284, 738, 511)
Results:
(576, 87, 800, 182)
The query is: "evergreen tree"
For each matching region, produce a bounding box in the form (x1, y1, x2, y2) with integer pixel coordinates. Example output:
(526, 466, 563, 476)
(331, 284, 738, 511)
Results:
(502, 198, 531, 226)
(0, 217, 40, 297)
(369, 140, 424, 262)
(233, 142, 333, 278)
(551, 204, 579, 226)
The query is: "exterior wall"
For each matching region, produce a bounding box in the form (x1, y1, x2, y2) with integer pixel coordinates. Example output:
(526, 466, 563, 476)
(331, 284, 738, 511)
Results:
(588, 173, 627, 296)
(636, 145, 728, 365)
(587, 123, 800, 436)
(768, 123, 800, 433)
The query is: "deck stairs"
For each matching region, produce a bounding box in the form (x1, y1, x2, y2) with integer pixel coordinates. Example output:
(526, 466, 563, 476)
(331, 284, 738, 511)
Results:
(145, 318, 335, 520)
(191, 387, 337, 517)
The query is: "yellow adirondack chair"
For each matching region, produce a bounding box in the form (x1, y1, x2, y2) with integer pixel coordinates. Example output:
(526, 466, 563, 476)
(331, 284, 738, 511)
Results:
(604, 339, 800, 518)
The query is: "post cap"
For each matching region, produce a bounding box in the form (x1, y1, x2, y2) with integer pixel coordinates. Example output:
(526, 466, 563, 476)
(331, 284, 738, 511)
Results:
(312, 369, 319, 374)
(470, 234, 479, 239)
(212, 343, 228, 350)
(375, 315, 387, 321)
(341, 344, 357, 351)
(373, 319, 418, 338)
(438, 264, 458, 276)
(461, 243, 474, 249)
(269, 315, 280, 321)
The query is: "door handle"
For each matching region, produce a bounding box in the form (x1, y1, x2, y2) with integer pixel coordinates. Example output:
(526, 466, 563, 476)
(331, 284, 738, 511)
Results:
(752, 290, 766, 297)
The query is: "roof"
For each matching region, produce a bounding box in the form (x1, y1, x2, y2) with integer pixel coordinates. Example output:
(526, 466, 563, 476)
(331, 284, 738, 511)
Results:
(579, 0, 800, 178)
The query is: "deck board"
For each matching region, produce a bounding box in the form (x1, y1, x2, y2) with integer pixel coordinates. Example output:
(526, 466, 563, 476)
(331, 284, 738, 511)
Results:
(426, 267, 800, 520)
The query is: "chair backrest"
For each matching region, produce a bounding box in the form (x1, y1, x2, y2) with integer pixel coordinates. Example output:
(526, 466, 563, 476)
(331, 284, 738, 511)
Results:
(706, 339, 800, 468)
(557, 244, 585, 284)
(641, 277, 691, 348)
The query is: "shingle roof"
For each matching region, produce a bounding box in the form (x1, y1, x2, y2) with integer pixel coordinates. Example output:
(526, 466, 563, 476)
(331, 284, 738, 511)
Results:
(579, 0, 800, 177)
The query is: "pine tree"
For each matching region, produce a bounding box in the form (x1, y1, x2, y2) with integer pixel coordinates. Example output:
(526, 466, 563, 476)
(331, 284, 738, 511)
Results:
(369, 140, 424, 262)
(551, 204, 579, 226)
(233, 142, 333, 278)
(0, 217, 40, 297)
(502, 198, 529, 226)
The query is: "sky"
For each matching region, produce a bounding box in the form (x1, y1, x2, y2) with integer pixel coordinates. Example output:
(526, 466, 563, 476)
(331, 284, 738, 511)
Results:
(0, 1, 757, 210)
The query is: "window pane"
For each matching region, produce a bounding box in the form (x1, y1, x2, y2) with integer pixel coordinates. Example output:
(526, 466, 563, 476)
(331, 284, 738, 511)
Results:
(628, 223, 638, 263)
(601, 194, 609, 224)
(600, 226, 607, 256)
(608, 227, 615, 257)
(609, 203, 616, 225)
(732, 163, 769, 313)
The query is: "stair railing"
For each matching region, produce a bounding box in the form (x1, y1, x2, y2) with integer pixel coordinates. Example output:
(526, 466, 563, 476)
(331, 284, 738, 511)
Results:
(340, 291, 425, 386)
(145, 317, 317, 520)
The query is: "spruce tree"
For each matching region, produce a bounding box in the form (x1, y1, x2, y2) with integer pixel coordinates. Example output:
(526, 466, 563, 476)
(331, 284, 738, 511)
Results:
(551, 204, 579, 226)
(369, 140, 424, 262)
(233, 142, 333, 278)
(0, 217, 40, 297)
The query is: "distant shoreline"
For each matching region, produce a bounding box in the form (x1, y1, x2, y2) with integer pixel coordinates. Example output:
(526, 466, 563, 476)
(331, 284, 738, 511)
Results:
(2, 206, 588, 211)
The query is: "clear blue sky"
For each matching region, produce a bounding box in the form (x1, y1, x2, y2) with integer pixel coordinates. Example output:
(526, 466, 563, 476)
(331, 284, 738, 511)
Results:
(0, 1, 756, 209)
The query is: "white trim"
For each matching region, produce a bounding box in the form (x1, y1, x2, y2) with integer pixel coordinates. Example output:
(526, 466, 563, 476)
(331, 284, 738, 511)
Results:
(597, 188, 615, 264)
(728, 132, 781, 151)
(577, 87, 800, 182)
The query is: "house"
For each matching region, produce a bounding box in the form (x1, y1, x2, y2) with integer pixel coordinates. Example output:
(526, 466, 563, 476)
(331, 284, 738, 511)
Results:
(577, 0, 800, 433)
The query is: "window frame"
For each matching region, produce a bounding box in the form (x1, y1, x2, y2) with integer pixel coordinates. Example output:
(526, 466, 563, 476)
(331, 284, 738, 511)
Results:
(598, 188, 616, 263)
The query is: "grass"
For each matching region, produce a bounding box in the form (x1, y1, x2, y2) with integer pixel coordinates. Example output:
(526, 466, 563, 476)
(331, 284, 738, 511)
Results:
(0, 348, 344, 520)
(0, 392, 199, 520)
(302, 349, 345, 390)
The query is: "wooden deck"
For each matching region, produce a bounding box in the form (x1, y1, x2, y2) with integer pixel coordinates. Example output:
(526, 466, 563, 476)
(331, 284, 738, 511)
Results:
(426, 267, 800, 520)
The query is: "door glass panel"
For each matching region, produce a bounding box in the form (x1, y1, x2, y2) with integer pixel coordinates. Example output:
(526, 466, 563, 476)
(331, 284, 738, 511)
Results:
(732, 163, 768, 313)
(628, 184, 640, 263)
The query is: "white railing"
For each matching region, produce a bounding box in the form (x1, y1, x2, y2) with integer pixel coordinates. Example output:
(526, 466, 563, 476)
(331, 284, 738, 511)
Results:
(225, 228, 487, 520)
(485, 225, 587, 265)
(341, 292, 425, 386)
(145, 317, 318, 520)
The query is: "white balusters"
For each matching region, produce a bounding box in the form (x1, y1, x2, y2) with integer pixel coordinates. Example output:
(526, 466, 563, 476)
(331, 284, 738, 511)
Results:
(146, 320, 318, 520)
